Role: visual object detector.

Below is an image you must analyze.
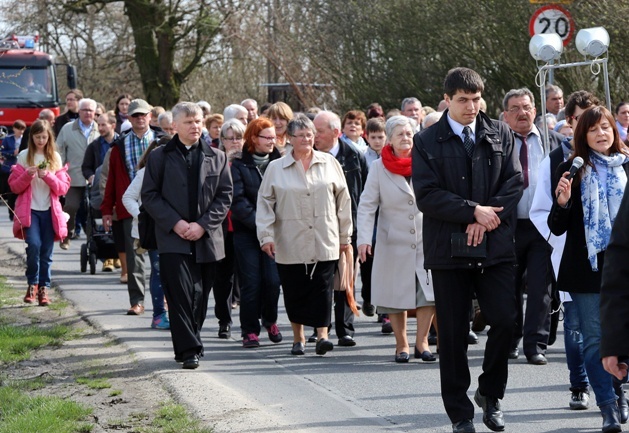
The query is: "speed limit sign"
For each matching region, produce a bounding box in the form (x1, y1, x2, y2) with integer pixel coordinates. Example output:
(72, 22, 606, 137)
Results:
(529, 5, 575, 46)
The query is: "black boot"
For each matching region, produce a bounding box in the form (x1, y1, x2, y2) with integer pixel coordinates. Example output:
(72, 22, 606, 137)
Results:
(601, 402, 622, 433)
(614, 378, 628, 424)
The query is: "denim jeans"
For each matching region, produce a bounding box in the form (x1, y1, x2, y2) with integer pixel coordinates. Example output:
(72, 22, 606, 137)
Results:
(570, 292, 615, 406)
(233, 230, 280, 337)
(25, 209, 55, 287)
(148, 249, 165, 318)
(563, 300, 589, 391)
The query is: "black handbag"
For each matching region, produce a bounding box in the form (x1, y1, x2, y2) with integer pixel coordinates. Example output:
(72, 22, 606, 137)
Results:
(137, 204, 157, 250)
(137, 150, 165, 251)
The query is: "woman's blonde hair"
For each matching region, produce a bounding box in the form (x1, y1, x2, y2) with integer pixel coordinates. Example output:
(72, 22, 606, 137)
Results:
(27, 120, 60, 171)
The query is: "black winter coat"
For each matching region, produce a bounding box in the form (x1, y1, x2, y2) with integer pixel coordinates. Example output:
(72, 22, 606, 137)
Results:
(412, 109, 523, 269)
(141, 136, 233, 263)
(600, 183, 629, 357)
(230, 148, 282, 233)
(548, 160, 629, 294)
(334, 138, 369, 234)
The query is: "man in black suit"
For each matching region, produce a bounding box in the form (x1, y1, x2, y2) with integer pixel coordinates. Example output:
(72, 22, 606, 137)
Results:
(413, 67, 523, 433)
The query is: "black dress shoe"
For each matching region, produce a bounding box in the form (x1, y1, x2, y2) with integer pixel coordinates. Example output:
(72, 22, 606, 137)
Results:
(452, 419, 476, 433)
(601, 402, 622, 433)
(315, 338, 334, 355)
(614, 381, 629, 423)
(467, 330, 479, 345)
(414, 347, 437, 362)
(291, 342, 305, 355)
(395, 351, 410, 363)
(362, 302, 376, 317)
(338, 335, 357, 347)
(308, 331, 318, 343)
(474, 389, 505, 432)
(508, 348, 519, 359)
(218, 324, 231, 339)
(527, 353, 548, 365)
(182, 354, 199, 370)
(427, 334, 438, 346)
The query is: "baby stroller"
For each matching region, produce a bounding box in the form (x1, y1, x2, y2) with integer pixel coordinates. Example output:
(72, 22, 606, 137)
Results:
(80, 172, 117, 274)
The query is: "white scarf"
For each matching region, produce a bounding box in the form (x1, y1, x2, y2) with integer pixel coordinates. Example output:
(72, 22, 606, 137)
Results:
(580, 150, 628, 271)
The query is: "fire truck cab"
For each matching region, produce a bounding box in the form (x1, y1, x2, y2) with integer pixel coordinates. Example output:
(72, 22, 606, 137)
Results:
(0, 34, 77, 132)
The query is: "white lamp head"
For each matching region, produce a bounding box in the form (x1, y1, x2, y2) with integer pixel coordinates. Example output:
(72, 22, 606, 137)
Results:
(529, 33, 563, 62)
(576, 27, 609, 57)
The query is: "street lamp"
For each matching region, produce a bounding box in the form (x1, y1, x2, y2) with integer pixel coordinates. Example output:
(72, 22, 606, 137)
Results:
(529, 33, 563, 62)
(529, 26, 611, 154)
(576, 27, 610, 58)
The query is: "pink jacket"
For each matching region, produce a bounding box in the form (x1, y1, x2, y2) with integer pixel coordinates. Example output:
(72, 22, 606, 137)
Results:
(8, 164, 71, 241)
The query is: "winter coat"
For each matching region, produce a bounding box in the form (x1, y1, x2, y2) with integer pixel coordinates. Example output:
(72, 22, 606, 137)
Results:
(141, 136, 233, 263)
(230, 147, 282, 233)
(8, 162, 70, 241)
(333, 137, 369, 234)
(412, 109, 523, 269)
(357, 158, 433, 309)
(56, 119, 99, 186)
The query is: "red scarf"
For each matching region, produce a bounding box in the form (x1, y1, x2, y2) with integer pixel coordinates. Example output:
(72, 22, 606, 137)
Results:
(381, 145, 411, 177)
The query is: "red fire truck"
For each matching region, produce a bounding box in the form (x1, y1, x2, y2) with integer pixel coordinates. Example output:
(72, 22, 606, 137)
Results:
(0, 34, 77, 132)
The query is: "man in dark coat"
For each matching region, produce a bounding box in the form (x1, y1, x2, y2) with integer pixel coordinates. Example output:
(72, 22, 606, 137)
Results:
(413, 67, 523, 433)
(142, 102, 232, 369)
(313, 110, 368, 347)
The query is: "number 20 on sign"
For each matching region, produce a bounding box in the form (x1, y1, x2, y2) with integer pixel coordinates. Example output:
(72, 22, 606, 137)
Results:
(528, 5, 575, 46)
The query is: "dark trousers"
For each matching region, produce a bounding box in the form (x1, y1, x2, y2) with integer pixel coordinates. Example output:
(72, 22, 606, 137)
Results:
(213, 230, 235, 327)
(333, 234, 358, 338)
(0, 171, 16, 221)
(62, 186, 85, 237)
(160, 253, 216, 359)
(512, 219, 553, 357)
(233, 230, 281, 336)
(432, 263, 517, 423)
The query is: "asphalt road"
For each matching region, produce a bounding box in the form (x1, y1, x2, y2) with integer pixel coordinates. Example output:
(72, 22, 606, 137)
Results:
(0, 208, 612, 433)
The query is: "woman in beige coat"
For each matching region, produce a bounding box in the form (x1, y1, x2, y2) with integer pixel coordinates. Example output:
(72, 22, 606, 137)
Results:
(357, 116, 436, 363)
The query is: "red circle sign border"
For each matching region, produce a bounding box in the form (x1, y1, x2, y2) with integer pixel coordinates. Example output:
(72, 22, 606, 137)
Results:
(528, 4, 575, 47)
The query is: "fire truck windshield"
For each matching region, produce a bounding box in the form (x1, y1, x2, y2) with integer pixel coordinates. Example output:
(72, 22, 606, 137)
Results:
(0, 67, 55, 104)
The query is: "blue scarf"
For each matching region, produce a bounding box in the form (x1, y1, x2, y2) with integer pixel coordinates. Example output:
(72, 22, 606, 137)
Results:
(580, 150, 628, 271)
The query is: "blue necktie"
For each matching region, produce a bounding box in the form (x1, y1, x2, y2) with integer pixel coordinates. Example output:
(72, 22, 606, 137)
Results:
(462, 126, 474, 158)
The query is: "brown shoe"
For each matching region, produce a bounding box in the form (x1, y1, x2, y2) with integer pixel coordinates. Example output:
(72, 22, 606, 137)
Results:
(24, 284, 37, 303)
(37, 286, 51, 306)
(127, 304, 145, 315)
(59, 238, 70, 250)
(102, 259, 115, 272)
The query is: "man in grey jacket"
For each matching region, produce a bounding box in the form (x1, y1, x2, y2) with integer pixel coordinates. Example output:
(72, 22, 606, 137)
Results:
(56, 98, 99, 249)
(142, 102, 232, 369)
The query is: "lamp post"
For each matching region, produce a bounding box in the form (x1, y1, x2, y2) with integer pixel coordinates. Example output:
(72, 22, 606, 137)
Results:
(529, 27, 611, 155)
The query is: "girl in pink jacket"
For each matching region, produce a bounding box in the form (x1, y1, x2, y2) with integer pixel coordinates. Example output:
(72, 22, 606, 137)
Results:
(8, 120, 70, 306)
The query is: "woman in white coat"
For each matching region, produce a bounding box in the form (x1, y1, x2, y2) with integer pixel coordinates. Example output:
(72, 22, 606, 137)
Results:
(357, 116, 436, 363)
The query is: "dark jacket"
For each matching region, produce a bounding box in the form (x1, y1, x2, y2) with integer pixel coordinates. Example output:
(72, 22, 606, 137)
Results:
(54, 110, 79, 138)
(82, 135, 116, 181)
(141, 136, 233, 263)
(548, 160, 629, 294)
(334, 137, 369, 234)
(230, 147, 281, 233)
(412, 109, 523, 269)
(600, 185, 629, 357)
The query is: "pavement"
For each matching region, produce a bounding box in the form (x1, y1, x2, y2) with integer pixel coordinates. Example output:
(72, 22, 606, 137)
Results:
(0, 207, 613, 433)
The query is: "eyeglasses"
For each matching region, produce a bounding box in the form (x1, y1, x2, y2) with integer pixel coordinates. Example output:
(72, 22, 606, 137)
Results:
(222, 137, 243, 142)
(258, 135, 277, 141)
(570, 114, 582, 122)
(507, 105, 533, 114)
(80, 109, 95, 113)
(131, 113, 148, 118)
(290, 133, 314, 141)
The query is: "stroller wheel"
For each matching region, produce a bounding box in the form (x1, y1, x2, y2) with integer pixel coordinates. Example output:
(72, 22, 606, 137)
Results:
(80, 244, 88, 273)
(89, 253, 97, 275)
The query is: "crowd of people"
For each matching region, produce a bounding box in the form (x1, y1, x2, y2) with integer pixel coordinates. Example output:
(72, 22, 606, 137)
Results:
(3, 66, 629, 433)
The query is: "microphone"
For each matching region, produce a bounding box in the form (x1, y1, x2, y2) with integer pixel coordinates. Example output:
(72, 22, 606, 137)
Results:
(567, 156, 584, 181)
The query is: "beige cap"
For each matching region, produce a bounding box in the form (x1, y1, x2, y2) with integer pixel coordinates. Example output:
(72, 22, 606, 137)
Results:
(128, 99, 152, 116)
